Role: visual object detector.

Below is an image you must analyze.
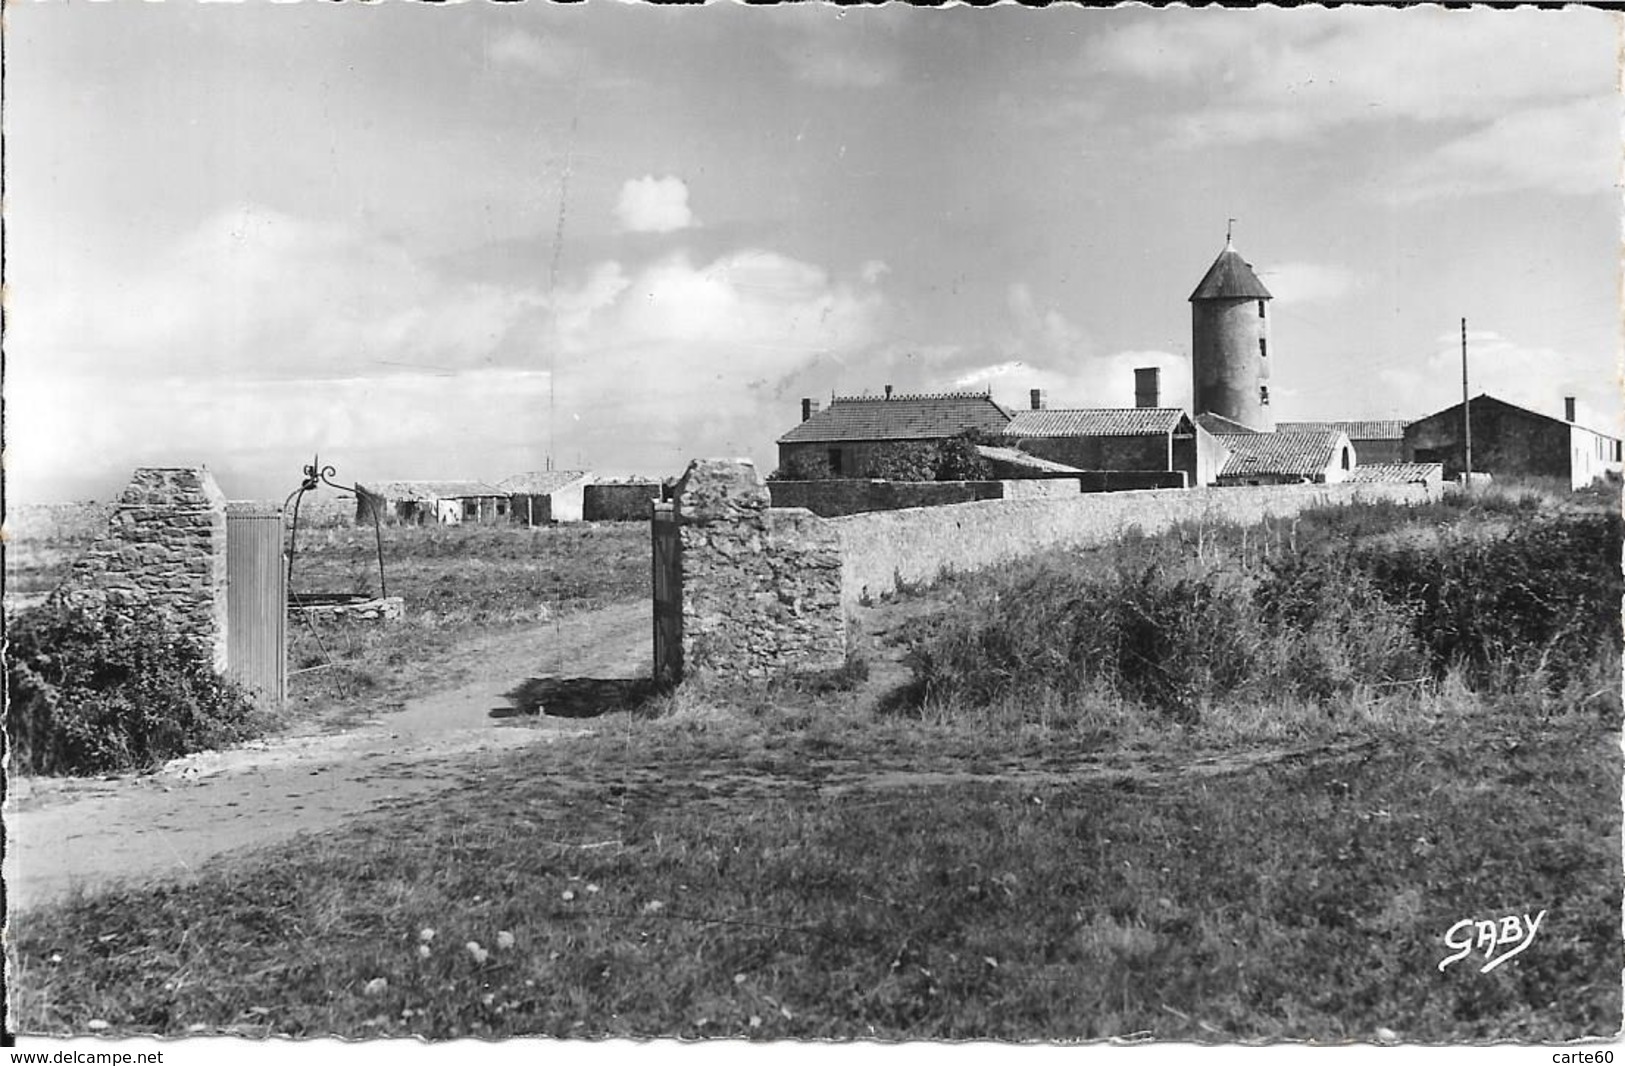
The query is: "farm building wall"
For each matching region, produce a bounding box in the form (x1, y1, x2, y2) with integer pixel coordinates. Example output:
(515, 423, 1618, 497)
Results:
(52, 467, 230, 671)
(584, 482, 665, 521)
(1404, 399, 1575, 484)
(1349, 438, 1404, 464)
(1009, 434, 1170, 474)
(509, 494, 554, 526)
(777, 439, 966, 480)
(1569, 424, 1623, 489)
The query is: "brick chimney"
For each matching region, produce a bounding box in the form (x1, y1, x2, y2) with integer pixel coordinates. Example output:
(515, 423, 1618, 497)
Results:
(884, 384, 894, 400)
(1134, 367, 1161, 409)
(801, 398, 819, 422)
(1564, 396, 1576, 422)
(1030, 388, 1046, 411)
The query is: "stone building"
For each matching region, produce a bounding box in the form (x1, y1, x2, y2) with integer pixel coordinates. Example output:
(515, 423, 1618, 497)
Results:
(1403, 394, 1622, 489)
(1278, 420, 1409, 464)
(1202, 420, 1356, 486)
(1002, 403, 1226, 488)
(775, 389, 1013, 478)
(355, 480, 511, 525)
(498, 471, 593, 525)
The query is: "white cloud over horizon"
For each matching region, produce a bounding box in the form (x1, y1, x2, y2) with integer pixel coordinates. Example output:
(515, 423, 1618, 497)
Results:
(5, 204, 891, 500)
(1376, 329, 1623, 434)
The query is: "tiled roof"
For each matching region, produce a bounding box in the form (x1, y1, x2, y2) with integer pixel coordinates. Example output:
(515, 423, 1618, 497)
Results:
(357, 480, 508, 501)
(1004, 408, 1191, 438)
(1347, 463, 1444, 484)
(1190, 246, 1273, 301)
(1195, 412, 1265, 436)
(497, 471, 591, 494)
(1278, 420, 1409, 440)
(778, 391, 1013, 444)
(1218, 430, 1349, 480)
(975, 445, 1085, 473)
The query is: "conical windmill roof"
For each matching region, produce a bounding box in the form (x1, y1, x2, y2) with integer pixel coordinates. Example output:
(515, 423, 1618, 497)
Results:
(1189, 246, 1273, 301)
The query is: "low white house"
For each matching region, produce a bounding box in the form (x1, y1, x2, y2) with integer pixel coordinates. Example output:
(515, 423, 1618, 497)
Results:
(498, 471, 594, 525)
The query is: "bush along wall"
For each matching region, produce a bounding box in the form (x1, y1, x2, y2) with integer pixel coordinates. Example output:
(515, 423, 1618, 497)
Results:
(6, 603, 270, 776)
(897, 505, 1622, 721)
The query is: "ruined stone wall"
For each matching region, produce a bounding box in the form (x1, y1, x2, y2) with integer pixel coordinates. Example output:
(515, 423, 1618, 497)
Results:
(832, 480, 1434, 609)
(672, 460, 845, 680)
(54, 467, 230, 670)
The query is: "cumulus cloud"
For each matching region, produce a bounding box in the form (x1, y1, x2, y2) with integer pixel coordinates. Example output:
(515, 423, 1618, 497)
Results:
(614, 175, 698, 234)
(1374, 329, 1622, 433)
(954, 351, 1192, 412)
(6, 208, 891, 499)
(8, 205, 545, 390)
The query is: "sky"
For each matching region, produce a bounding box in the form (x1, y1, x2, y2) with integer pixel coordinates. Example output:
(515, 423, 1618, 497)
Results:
(5, 3, 1620, 502)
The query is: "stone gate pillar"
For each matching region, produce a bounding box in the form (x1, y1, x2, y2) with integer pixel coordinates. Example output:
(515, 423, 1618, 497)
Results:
(671, 458, 846, 681)
(54, 467, 230, 671)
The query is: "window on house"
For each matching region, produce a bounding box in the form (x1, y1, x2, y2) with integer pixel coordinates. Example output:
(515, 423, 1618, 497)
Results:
(828, 448, 844, 476)
(497, 500, 508, 516)
(1342, 447, 1351, 470)
(1615, 441, 1622, 463)
(1259, 337, 1268, 359)
(1258, 300, 1267, 319)
(1260, 385, 1270, 406)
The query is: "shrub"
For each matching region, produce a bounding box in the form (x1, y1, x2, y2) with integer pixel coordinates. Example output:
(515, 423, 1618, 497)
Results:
(1354, 512, 1623, 689)
(933, 432, 993, 482)
(768, 452, 834, 482)
(896, 507, 1619, 722)
(6, 603, 270, 776)
(869, 443, 942, 482)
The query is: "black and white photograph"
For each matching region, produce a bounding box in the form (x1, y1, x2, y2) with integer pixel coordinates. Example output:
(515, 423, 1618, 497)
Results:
(4, 1, 1621, 1056)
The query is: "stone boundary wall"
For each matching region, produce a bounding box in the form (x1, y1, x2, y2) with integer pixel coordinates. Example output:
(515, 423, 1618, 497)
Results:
(664, 460, 1436, 681)
(767, 477, 1079, 518)
(53, 467, 230, 670)
(830, 481, 1435, 610)
(1078, 471, 1188, 492)
(670, 460, 845, 680)
(584, 482, 665, 522)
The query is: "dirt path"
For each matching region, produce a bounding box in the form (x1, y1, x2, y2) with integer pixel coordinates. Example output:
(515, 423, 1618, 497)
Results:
(4, 601, 651, 912)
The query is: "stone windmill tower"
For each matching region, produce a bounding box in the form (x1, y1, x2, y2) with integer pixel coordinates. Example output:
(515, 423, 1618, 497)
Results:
(1190, 233, 1274, 431)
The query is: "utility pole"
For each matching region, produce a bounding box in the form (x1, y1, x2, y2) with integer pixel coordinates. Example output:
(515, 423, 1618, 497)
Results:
(1461, 317, 1473, 489)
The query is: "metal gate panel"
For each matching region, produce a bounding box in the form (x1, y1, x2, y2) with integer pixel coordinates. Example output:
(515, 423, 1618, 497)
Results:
(651, 502, 682, 683)
(226, 510, 287, 706)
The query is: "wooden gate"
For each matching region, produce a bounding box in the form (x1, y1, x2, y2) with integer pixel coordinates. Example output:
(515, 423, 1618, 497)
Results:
(226, 509, 287, 707)
(651, 502, 682, 683)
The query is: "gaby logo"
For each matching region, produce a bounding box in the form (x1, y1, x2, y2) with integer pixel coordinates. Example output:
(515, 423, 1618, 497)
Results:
(1438, 909, 1547, 973)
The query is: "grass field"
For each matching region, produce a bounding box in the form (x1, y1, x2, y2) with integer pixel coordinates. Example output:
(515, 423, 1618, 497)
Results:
(277, 522, 647, 728)
(9, 486, 1622, 1042)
